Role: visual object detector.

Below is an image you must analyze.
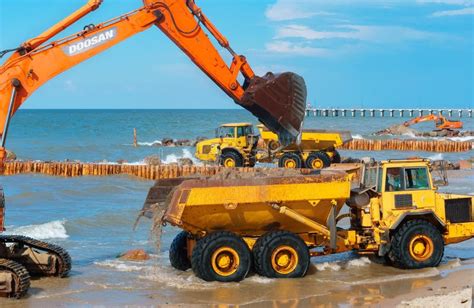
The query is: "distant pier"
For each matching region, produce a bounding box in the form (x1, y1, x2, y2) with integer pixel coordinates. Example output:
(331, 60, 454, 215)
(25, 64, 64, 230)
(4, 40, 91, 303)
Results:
(306, 108, 473, 118)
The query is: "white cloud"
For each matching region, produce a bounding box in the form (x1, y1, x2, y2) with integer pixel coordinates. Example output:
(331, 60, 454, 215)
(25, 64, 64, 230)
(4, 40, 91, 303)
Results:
(276, 24, 439, 43)
(417, 0, 473, 5)
(265, 40, 329, 56)
(265, 1, 332, 21)
(431, 6, 474, 16)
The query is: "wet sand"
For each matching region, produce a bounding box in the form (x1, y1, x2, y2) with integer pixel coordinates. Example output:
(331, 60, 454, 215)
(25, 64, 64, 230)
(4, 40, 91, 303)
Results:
(1, 255, 472, 307)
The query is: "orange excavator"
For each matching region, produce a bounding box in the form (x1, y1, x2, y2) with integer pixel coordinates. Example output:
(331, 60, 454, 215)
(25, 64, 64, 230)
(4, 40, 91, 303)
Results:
(0, 0, 307, 298)
(403, 114, 463, 130)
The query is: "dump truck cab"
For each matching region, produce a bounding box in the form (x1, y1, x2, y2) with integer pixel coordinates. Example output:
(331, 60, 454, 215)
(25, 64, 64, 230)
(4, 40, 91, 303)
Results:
(195, 123, 258, 167)
(351, 159, 474, 265)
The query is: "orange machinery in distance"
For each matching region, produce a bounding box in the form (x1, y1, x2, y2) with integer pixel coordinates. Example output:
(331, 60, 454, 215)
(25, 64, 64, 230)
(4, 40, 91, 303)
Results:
(403, 114, 463, 130)
(0, 0, 308, 162)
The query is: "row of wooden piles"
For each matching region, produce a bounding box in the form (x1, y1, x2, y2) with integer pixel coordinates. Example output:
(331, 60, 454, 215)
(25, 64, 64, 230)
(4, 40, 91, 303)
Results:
(341, 139, 472, 152)
(0, 162, 258, 180)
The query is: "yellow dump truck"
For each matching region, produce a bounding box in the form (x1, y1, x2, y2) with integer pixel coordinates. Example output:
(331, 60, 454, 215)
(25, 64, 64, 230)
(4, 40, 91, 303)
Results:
(195, 123, 352, 169)
(257, 124, 352, 169)
(153, 159, 473, 282)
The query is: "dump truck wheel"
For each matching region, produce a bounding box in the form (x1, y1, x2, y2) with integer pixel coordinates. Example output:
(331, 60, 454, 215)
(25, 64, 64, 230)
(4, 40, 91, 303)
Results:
(268, 140, 281, 151)
(253, 231, 310, 278)
(388, 220, 444, 269)
(278, 153, 302, 169)
(191, 231, 251, 282)
(220, 152, 243, 168)
(169, 231, 191, 271)
(305, 152, 331, 169)
(331, 150, 341, 164)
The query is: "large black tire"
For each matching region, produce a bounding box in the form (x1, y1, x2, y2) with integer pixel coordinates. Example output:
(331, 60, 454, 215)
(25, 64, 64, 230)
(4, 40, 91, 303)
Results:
(169, 231, 191, 271)
(388, 220, 444, 269)
(191, 231, 251, 282)
(253, 231, 310, 278)
(219, 151, 243, 168)
(331, 150, 341, 164)
(278, 153, 302, 169)
(305, 152, 331, 169)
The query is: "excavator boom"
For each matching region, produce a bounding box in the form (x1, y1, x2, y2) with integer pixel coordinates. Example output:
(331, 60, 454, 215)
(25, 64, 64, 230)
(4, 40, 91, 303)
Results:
(0, 0, 306, 160)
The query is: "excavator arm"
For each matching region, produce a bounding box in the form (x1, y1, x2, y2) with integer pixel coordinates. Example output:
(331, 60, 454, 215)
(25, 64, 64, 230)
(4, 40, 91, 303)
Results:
(0, 0, 307, 160)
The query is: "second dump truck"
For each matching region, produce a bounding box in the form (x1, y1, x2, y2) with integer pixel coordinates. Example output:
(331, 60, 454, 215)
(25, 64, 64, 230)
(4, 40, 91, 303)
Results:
(149, 159, 474, 282)
(195, 123, 352, 169)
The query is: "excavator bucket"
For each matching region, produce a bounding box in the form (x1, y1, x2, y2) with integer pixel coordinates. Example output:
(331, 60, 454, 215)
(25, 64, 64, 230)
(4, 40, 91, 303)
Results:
(239, 72, 307, 146)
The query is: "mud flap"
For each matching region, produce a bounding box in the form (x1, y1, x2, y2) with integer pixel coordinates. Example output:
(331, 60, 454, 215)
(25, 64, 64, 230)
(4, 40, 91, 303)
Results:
(239, 72, 307, 146)
(328, 205, 337, 250)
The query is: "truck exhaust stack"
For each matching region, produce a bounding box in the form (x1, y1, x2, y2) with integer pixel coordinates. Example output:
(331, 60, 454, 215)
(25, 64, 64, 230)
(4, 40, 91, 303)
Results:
(239, 72, 307, 146)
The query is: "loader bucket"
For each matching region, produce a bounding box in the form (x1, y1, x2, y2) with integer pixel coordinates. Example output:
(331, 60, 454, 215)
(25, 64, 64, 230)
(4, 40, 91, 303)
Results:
(239, 72, 307, 146)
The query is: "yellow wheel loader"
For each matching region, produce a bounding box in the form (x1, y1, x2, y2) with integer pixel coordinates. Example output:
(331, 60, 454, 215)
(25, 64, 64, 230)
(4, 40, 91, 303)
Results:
(195, 123, 259, 168)
(148, 159, 473, 282)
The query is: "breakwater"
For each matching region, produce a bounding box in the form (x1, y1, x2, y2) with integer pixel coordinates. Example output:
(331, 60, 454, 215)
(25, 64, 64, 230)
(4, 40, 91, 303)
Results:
(0, 162, 250, 179)
(340, 139, 472, 152)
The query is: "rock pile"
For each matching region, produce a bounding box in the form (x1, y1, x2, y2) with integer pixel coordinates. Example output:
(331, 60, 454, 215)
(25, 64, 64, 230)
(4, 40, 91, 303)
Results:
(375, 124, 474, 138)
(144, 137, 208, 147)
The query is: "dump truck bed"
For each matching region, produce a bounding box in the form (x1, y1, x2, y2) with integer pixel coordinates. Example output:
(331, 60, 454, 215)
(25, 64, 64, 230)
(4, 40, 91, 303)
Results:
(257, 125, 352, 151)
(163, 171, 351, 235)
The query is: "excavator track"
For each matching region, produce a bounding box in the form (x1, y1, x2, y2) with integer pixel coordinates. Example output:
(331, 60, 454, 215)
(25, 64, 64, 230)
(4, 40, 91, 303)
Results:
(0, 258, 30, 299)
(0, 235, 71, 278)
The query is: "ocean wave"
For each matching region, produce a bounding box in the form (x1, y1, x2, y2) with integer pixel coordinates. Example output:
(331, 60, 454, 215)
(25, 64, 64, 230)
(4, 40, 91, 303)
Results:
(137, 140, 162, 147)
(94, 259, 147, 272)
(427, 153, 444, 161)
(351, 134, 364, 140)
(162, 149, 201, 165)
(446, 136, 474, 142)
(315, 257, 371, 271)
(347, 257, 371, 267)
(5, 220, 69, 240)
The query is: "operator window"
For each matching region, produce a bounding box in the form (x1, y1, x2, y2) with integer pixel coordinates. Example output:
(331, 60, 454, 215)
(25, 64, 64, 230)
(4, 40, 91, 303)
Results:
(245, 126, 254, 136)
(404, 168, 430, 190)
(237, 127, 245, 137)
(386, 168, 402, 192)
(218, 127, 235, 138)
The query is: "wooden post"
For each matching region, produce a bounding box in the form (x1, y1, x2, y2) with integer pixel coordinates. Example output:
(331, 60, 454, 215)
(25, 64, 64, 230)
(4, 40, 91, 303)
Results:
(133, 128, 138, 147)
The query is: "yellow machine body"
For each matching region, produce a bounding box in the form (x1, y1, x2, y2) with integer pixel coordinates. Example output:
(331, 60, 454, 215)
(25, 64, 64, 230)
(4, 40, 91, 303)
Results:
(163, 159, 473, 254)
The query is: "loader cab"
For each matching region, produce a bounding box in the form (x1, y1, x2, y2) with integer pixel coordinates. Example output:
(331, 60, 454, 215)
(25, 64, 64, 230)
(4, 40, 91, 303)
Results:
(379, 160, 436, 213)
(216, 123, 255, 148)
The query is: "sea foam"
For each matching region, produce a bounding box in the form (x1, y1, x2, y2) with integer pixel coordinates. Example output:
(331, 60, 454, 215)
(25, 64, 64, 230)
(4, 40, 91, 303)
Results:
(162, 149, 200, 165)
(6, 220, 69, 240)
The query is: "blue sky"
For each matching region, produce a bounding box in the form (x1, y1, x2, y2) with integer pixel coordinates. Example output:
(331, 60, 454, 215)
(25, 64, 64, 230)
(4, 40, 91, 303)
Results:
(0, 0, 473, 109)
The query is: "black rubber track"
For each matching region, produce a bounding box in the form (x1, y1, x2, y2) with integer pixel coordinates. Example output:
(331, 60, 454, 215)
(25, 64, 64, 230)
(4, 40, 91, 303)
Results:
(169, 231, 191, 271)
(0, 258, 30, 299)
(0, 235, 71, 277)
(191, 231, 251, 282)
(388, 219, 444, 269)
(253, 231, 310, 278)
